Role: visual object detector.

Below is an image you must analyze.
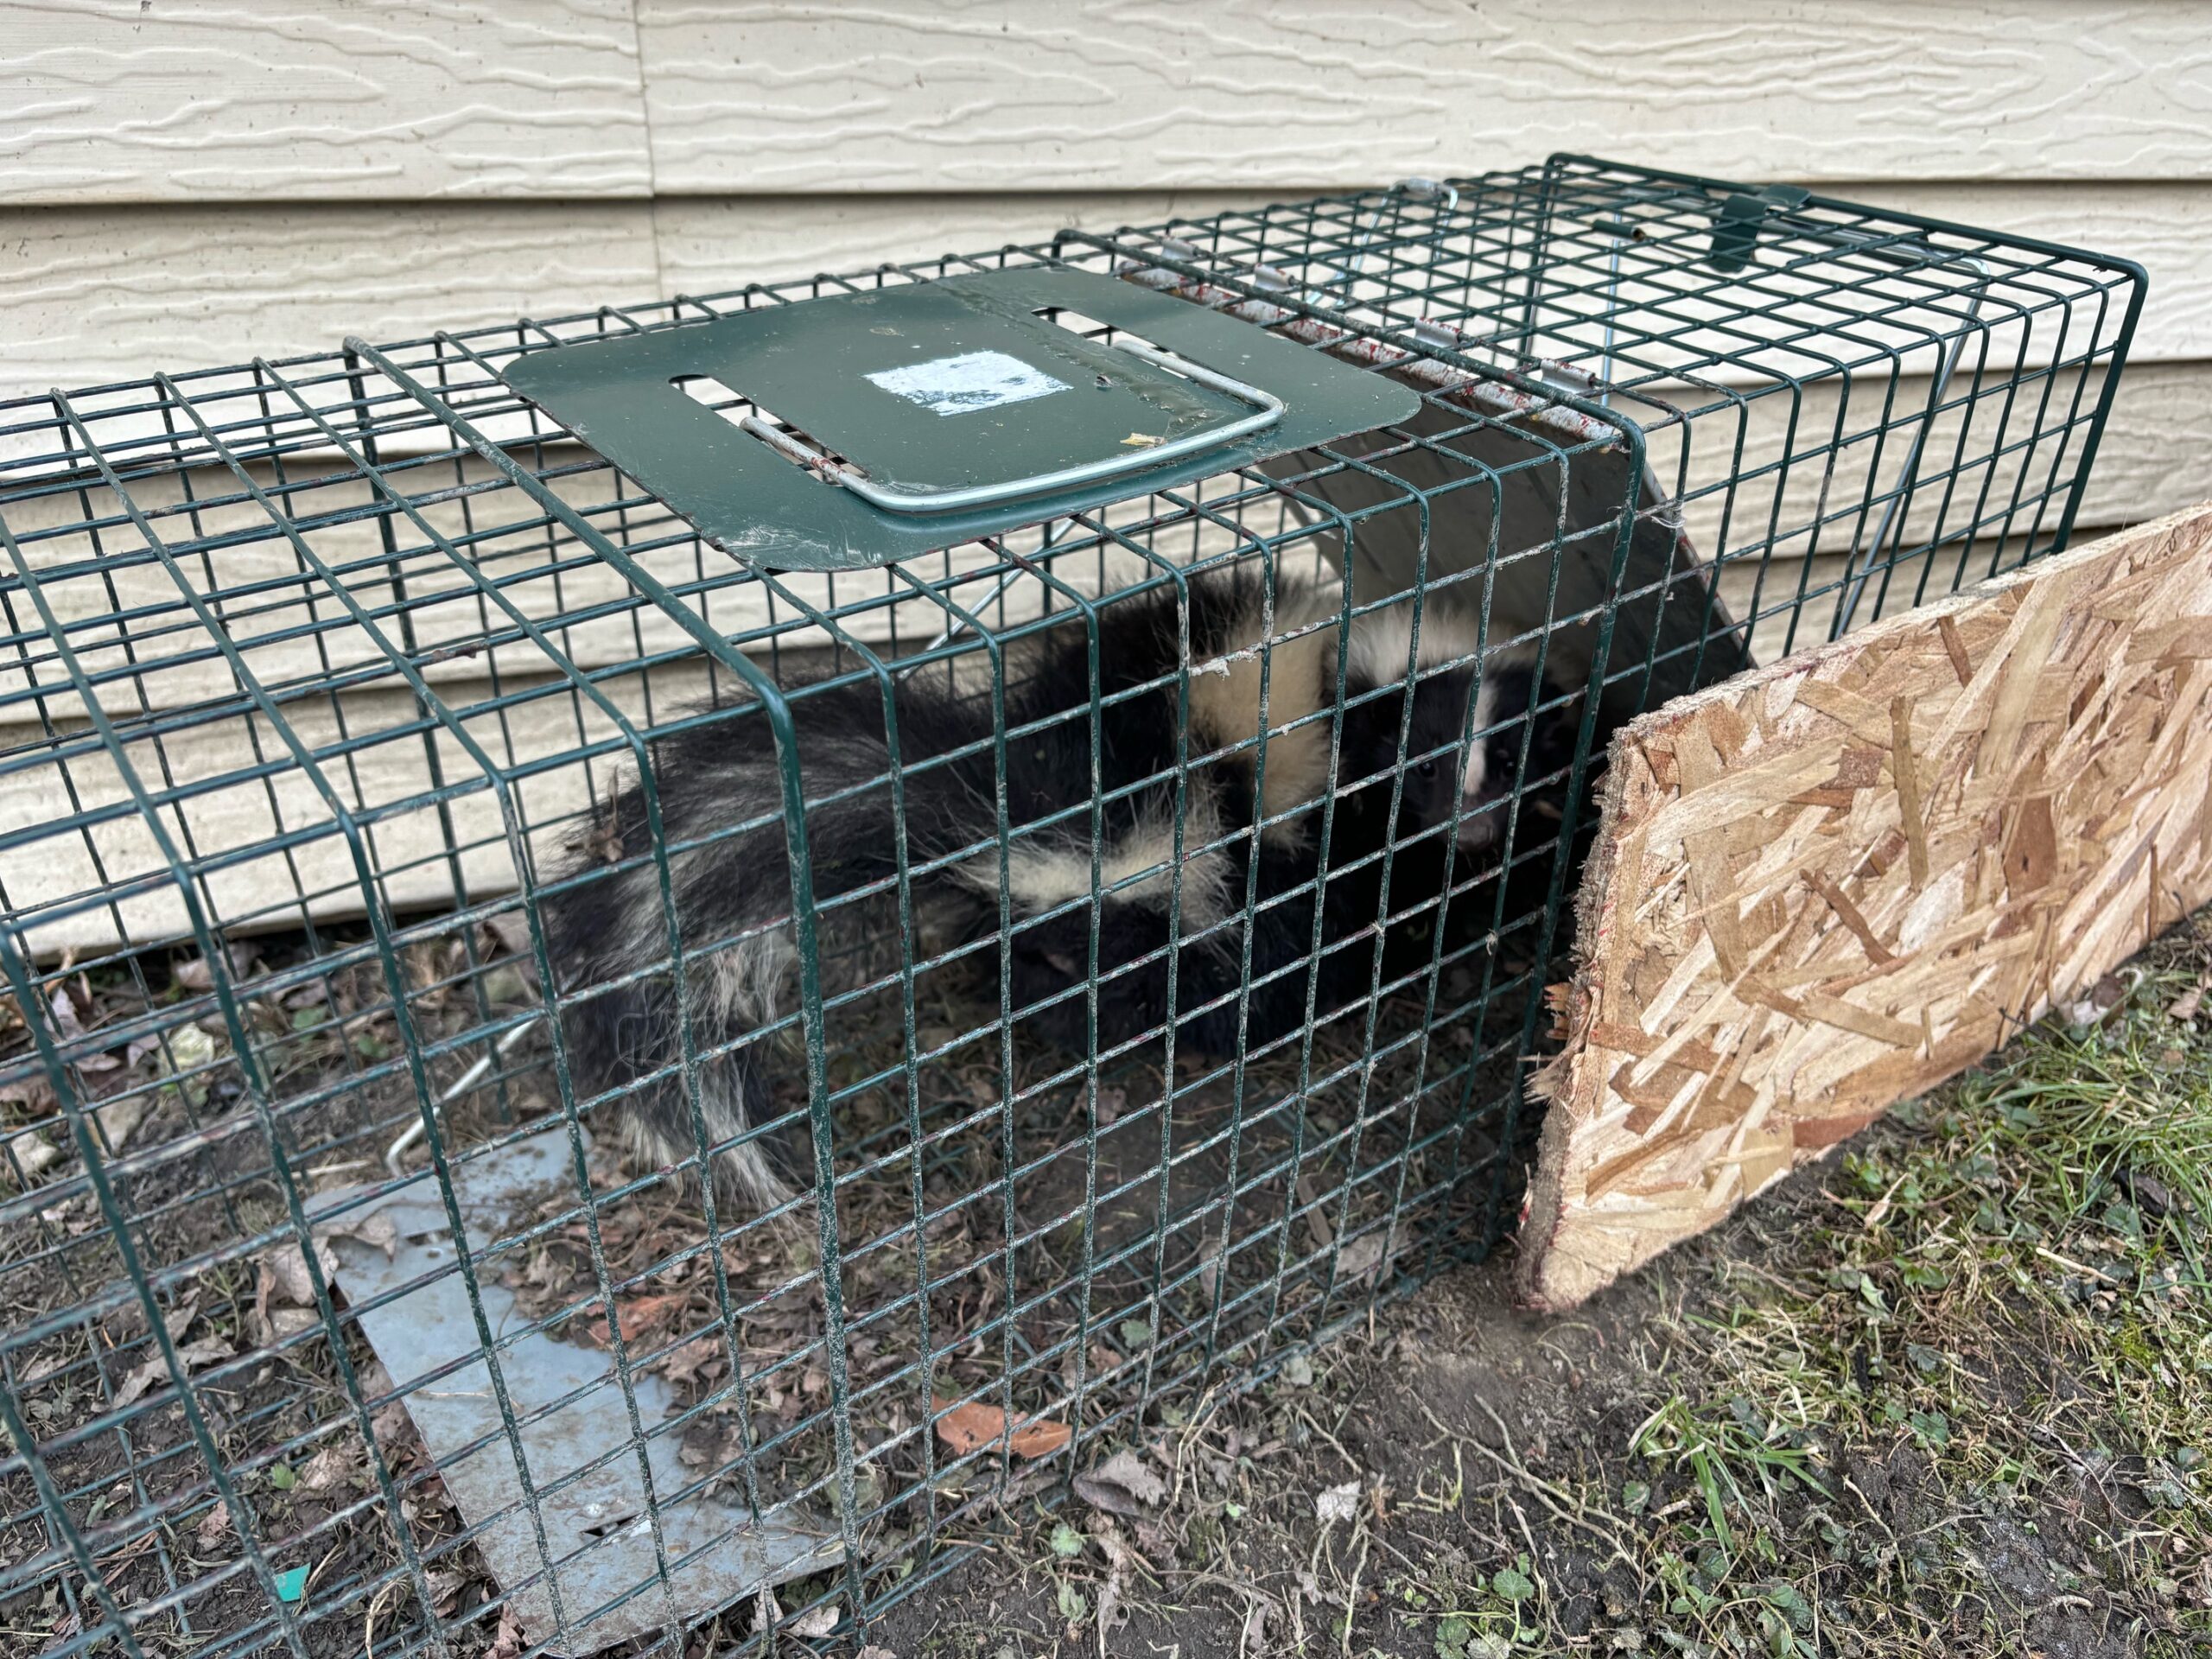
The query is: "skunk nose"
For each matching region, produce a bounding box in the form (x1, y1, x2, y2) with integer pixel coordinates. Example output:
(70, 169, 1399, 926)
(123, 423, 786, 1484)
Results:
(1456, 808, 1503, 851)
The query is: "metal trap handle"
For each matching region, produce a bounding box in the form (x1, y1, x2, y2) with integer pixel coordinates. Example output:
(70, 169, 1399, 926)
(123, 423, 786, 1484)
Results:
(741, 338, 1284, 515)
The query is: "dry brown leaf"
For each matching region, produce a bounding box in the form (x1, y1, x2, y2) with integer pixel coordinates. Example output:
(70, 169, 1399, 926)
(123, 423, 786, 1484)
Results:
(175, 944, 259, 993)
(1334, 1230, 1389, 1280)
(663, 1335, 723, 1388)
(1313, 1480, 1360, 1525)
(262, 1306, 321, 1342)
(1240, 1598, 1269, 1655)
(370, 1402, 416, 1455)
(1093, 1518, 1134, 1640)
(5, 1132, 63, 1188)
(319, 1210, 400, 1261)
(856, 1647, 899, 1659)
(195, 1503, 232, 1549)
(95, 1095, 148, 1153)
(0, 1072, 58, 1114)
(259, 1238, 339, 1312)
(1086, 1448, 1166, 1507)
(582, 1291, 692, 1350)
(425, 1567, 474, 1617)
(1072, 1472, 1146, 1518)
(113, 1334, 233, 1408)
(46, 984, 123, 1075)
(298, 1442, 362, 1493)
(485, 1602, 528, 1659)
(930, 1394, 1071, 1460)
(2168, 986, 2203, 1022)
(787, 1600, 841, 1638)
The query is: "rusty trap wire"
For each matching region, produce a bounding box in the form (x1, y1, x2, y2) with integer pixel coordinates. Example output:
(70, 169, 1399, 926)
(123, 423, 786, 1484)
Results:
(0, 155, 2144, 1657)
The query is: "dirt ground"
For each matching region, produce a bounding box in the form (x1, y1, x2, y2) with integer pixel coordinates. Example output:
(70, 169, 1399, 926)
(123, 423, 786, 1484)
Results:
(862, 917, 2212, 1659)
(6, 909, 2210, 1659)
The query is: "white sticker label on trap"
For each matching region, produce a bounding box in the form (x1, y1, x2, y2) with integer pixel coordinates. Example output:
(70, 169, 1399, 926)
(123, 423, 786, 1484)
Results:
(865, 350, 1070, 417)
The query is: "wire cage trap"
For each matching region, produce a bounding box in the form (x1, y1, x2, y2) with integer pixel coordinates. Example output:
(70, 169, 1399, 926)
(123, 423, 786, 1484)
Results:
(0, 155, 2145, 1656)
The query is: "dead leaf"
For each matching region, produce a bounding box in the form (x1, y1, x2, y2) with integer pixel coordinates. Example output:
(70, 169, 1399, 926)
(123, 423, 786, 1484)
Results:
(6, 1134, 63, 1187)
(1, 1072, 58, 1114)
(2123, 1168, 2173, 1217)
(263, 1306, 321, 1341)
(48, 990, 121, 1073)
(370, 1402, 415, 1454)
(260, 1238, 339, 1312)
(113, 1334, 233, 1408)
(662, 1336, 723, 1388)
(856, 1647, 899, 1659)
(195, 1503, 232, 1549)
(1073, 1472, 1146, 1518)
(425, 1567, 474, 1617)
(2168, 987, 2202, 1022)
(1076, 1448, 1166, 1515)
(1240, 1598, 1269, 1655)
(582, 1291, 691, 1350)
(1294, 1173, 1334, 1251)
(486, 1602, 528, 1659)
(175, 944, 259, 993)
(95, 1095, 148, 1152)
(1334, 1230, 1389, 1280)
(298, 1442, 362, 1493)
(787, 1601, 841, 1638)
(1093, 1518, 1133, 1640)
(162, 1300, 199, 1342)
(45, 988, 85, 1044)
(1313, 1480, 1360, 1525)
(319, 1210, 400, 1261)
(931, 1395, 1072, 1460)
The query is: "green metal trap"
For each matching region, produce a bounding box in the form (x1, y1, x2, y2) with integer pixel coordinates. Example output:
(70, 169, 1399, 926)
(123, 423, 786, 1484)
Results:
(0, 156, 2146, 1659)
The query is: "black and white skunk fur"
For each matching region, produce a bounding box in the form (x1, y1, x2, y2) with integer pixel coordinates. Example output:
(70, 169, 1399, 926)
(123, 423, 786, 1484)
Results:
(539, 566, 1574, 1212)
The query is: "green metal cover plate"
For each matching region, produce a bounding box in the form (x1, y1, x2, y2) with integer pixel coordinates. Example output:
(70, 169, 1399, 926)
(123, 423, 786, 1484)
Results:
(499, 266, 1421, 572)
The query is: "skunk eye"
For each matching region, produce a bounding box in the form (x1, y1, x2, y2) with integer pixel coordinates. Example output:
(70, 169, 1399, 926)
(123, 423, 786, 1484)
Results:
(1415, 760, 1437, 779)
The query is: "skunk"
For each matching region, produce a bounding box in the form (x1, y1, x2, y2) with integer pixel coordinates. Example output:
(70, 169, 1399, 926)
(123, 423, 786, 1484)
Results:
(539, 565, 1568, 1212)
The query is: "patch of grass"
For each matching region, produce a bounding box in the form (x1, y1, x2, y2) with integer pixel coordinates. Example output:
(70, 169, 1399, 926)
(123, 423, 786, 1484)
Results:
(1571, 920, 2212, 1654)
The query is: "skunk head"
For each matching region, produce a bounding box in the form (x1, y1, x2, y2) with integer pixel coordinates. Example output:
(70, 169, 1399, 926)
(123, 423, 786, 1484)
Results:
(1442, 656, 1543, 853)
(1341, 603, 1560, 855)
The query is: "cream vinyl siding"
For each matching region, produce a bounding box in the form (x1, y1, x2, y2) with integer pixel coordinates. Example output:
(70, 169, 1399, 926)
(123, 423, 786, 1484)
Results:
(2, 0, 2201, 948)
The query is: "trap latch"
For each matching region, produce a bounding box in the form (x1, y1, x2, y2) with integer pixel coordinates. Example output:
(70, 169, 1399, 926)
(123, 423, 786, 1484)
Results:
(498, 266, 1418, 573)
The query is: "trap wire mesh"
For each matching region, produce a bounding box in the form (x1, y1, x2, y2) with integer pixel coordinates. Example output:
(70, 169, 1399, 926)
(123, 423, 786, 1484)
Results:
(0, 156, 2145, 1656)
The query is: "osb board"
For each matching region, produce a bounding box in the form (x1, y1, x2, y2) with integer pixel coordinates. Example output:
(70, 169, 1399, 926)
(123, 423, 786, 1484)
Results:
(1520, 500, 2212, 1311)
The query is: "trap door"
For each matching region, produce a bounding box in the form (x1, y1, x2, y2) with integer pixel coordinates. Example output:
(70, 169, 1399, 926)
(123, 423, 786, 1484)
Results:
(1266, 377, 1753, 735)
(499, 266, 1420, 571)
